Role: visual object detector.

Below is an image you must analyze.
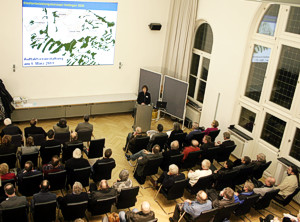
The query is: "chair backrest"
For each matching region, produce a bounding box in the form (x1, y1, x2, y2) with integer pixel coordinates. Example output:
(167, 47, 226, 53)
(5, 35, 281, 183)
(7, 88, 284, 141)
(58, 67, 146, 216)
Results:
(11, 134, 23, 147)
(151, 134, 168, 150)
(169, 132, 187, 149)
(215, 169, 239, 191)
(252, 161, 272, 180)
(77, 130, 92, 142)
(208, 130, 220, 142)
(45, 170, 67, 192)
(233, 164, 255, 186)
(88, 139, 105, 159)
(0, 153, 16, 169)
(203, 146, 220, 163)
(62, 200, 88, 221)
(41, 145, 61, 164)
(0, 179, 15, 198)
(92, 160, 116, 182)
(71, 166, 91, 187)
(143, 156, 164, 177)
(215, 145, 236, 163)
(62, 142, 83, 163)
(20, 152, 39, 169)
(33, 200, 57, 222)
(254, 189, 280, 210)
(165, 179, 187, 200)
(182, 150, 202, 169)
(234, 194, 261, 216)
(282, 186, 300, 206)
(28, 134, 46, 146)
(116, 186, 140, 209)
(190, 132, 205, 145)
(54, 132, 70, 144)
(189, 174, 214, 195)
(131, 136, 150, 154)
(213, 202, 240, 222)
(193, 208, 219, 222)
(168, 153, 184, 169)
(1, 205, 28, 222)
(18, 173, 43, 197)
(88, 196, 117, 216)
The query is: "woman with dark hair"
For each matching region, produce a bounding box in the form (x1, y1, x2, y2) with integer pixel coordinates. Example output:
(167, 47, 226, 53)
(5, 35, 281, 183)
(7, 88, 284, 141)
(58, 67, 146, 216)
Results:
(0, 135, 17, 155)
(19, 136, 39, 155)
(277, 165, 299, 199)
(137, 85, 151, 105)
(53, 118, 69, 133)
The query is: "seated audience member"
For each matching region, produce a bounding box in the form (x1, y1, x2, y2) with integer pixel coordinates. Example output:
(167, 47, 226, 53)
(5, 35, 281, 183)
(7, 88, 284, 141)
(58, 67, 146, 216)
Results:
(161, 140, 181, 170)
(53, 118, 69, 134)
(0, 135, 17, 155)
(40, 130, 61, 158)
(124, 126, 145, 151)
(42, 155, 64, 176)
(0, 183, 28, 209)
(169, 122, 184, 138)
(182, 140, 200, 162)
(17, 160, 41, 183)
(119, 201, 155, 222)
(24, 118, 46, 138)
(19, 136, 39, 155)
(102, 212, 120, 222)
(57, 181, 88, 210)
(214, 160, 234, 174)
(155, 164, 185, 192)
(186, 122, 202, 141)
(234, 181, 255, 204)
(65, 148, 90, 171)
(0, 163, 16, 181)
(125, 144, 161, 162)
(188, 159, 212, 187)
(200, 135, 214, 152)
(169, 190, 212, 222)
(148, 124, 168, 147)
(206, 187, 235, 208)
(112, 169, 133, 193)
(215, 132, 235, 148)
(203, 120, 219, 135)
(253, 177, 276, 198)
(252, 153, 267, 170)
(31, 180, 56, 210)
(0, 118, 22, 138)
(75, 115, 93, 134)
(233, 156, 251, 170)
(64, 131, 83, 148)
(277, 166, 299, 199)
(88, 179, 117, 201)
(92, 148, 115, 172)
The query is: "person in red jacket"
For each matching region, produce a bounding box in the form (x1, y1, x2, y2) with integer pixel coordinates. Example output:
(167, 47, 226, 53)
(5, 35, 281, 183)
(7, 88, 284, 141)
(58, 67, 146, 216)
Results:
(182, 140, 200, 162)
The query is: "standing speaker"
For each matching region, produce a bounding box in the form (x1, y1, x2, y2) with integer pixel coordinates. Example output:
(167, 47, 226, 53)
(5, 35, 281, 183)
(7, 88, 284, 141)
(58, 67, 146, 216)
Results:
(149, 23, 162, 31)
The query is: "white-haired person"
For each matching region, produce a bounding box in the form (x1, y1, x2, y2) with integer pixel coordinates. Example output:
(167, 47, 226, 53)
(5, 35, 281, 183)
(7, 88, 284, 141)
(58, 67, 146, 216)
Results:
(119, 201, 155, 222)
(112, 169, 133, 193)
(188, 159, 212, 187)
(252, 153, 267, 170)
(0, 118, 22, 138)
(155, 164, 185, 192)
(234, 181, 255, 204)
(186, 122, 202, 141)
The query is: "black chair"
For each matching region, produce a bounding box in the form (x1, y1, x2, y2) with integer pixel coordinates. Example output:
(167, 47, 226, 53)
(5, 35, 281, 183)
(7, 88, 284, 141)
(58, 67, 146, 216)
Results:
(189, 132, 205, 145)
(161, 153, 184, 171)
(18, 172, 43, 196)
(202, 146, 219, 164)
(208, 130, 220, 142)
(86, 138, 104, 159)
(88, 196, 117, 216)
(1, 205, 28, 222)
(155, 179, 187, 214)
(62, 142, 83, 163)
(54, 132, 70, 144)
(214, 145, 236, 163)
(213, 202, 240, 222)
(233, 164, 255, 186)
(28, 134, 45, 146)
(19, 152, 39, 169)
(116, 186, 140, 209)
(272, 186, 300, 213)
(252, 161, 272, 180)
(77, 130, 93, 142)
(41, 145, 61, 164)
(168, 132, 187, 149)
(0, 179, 15, 198)
(181, 150, 202, 169)
(149, 134, 168, 150)
(233, 194, 261, 221)
(44, 170, 67, 196)
(129, 136, 150, 154)
(33, 200, 57, 222)
(60, 200, 88, 221)
(186, 174, 214, 195)
(69, 166, 91, 189)
(182, 208, 219, 222)
(214, 169, 239, 191)
(91, 160, 116, 182)
(0, 153, 16, 169)
(11, 134, 23, 147)
(253, 189, 280, 216)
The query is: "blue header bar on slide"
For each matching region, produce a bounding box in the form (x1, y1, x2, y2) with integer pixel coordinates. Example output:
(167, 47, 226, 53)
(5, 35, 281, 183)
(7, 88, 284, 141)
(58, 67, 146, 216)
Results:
(23, 0, 118, 11)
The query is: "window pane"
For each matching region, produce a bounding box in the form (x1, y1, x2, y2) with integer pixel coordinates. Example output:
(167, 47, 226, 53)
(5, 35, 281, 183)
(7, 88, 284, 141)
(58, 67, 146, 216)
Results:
(257, 4, 280, 36)
(261, 113, 286, 149)
(194, 24, 213, 53)
(286, 7, 300, 35)
(238, 107, 256, 132)
(245, 45, 271, 102)
(190, 54, 200, 75)
(197, 80, 206, 103)
(270, 45, 300, 109)
(289, 128, 300, 162)
(200, 58, 210, 81)
(188, 75, 196, 97)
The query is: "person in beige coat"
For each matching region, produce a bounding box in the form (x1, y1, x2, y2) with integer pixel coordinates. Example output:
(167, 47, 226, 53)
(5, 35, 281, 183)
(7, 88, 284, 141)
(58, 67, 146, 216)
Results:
(277, 166, 299, 199)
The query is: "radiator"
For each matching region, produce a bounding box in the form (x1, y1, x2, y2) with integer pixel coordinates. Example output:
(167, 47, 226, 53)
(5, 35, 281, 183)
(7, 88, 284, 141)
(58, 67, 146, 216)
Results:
(229, 131, 253, 159)
(186, 105, 201, 123)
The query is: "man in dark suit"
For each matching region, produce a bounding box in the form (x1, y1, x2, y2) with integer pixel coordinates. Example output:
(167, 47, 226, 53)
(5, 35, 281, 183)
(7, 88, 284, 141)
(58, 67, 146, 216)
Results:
(31, 180, 56, 210)
(0, 118, 22, 138)
(215, 132, 235, 148)
(233, 156, 251, 170)
(148, 124, 168, 148)
(251, 153, 267, 170)
(17, 160, 42, 184)
(40, 130, 61, 161)
(161, 140, 181, 170)
(24, 118, 47, 138)
(206, 187, 235, 208)
(0, 183, 28, 209)
(92, 148, 116, 172)
(124, 126, 146, 152)
(200, 135, 214, 152)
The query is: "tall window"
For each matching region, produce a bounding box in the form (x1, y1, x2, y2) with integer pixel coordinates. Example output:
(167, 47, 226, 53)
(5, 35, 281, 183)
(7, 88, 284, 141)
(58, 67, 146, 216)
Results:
(188, 23, 213, 104)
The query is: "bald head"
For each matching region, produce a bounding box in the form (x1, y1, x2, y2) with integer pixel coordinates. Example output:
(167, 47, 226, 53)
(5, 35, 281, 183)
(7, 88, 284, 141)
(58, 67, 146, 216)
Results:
(265, 177, 276, 187)
(141, 201, 151, 214)
(196, 190, 208, 204)
(136, 127, 142, 134)
(191, 140, 199, 147)
(170, 140, 179, 150)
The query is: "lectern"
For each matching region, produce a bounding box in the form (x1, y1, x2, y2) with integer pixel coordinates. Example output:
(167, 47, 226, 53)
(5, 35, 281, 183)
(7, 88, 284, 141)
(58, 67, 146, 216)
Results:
(133, 104, 153, 132)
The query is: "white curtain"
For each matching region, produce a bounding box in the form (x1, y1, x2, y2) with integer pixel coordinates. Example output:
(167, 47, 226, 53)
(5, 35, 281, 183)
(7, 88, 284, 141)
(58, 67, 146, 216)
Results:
(161, 0, 198, 81)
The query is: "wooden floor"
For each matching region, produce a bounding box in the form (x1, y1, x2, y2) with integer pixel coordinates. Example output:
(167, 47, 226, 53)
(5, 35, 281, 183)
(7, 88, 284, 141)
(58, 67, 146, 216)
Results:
(2, 113, 300, 221)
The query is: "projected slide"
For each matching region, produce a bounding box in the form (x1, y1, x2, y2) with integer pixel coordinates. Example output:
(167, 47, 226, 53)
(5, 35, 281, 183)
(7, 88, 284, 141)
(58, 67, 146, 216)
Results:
(22, 0, 118, 67)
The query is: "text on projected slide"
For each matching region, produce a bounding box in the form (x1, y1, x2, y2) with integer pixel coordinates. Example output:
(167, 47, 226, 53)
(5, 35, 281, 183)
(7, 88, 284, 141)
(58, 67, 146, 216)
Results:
(22, 0, 118, 67)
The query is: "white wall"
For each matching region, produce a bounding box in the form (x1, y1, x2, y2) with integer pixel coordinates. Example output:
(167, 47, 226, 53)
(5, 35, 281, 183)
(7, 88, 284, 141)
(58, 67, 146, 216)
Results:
(196, 0, 261, 135)
(1, 0, 170, 99)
